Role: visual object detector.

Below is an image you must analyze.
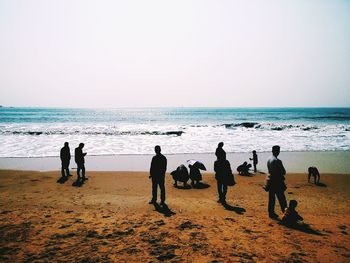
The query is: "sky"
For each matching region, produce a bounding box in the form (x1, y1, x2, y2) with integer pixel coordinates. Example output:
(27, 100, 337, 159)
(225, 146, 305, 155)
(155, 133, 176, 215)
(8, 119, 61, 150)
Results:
(0, 0, 349, 108)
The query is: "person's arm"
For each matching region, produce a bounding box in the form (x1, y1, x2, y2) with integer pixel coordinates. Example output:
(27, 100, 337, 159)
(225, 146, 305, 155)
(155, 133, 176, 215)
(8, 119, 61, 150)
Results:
(60, 149, 63, 159)
(227, 161, 232, 174)
(149, 157, 154, 178)
(278, 160, 286, 175)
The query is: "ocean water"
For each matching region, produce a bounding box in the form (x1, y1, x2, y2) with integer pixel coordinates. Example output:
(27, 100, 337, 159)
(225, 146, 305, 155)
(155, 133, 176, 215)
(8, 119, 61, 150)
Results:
(0, 107, 349, 157)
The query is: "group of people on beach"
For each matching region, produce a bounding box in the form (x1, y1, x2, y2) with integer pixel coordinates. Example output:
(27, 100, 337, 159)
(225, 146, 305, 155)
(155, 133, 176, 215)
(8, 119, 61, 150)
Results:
(59, 141, 303, 224)
(148, 142, 302, 224)
(60, 142, 87, 182)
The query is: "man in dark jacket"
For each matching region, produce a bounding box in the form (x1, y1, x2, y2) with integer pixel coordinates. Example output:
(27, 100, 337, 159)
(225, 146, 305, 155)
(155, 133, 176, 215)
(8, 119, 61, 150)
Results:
(75, 143, 87, 181)
(60, 142, 71, 178)
(214, 151, 232, 204)
(267, 145, 287, 219)
(149, 145, 167, 206)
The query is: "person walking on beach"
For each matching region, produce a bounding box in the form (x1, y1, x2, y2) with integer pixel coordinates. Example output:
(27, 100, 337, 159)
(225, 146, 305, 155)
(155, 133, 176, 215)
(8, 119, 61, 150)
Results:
(60, 142, 71, 178)
(250, 150, 258, 173)
(267, 145, 287, 219)
(214, 151, 232, 204)
(215, 142, 226, 159)
(75, 143, 87, 181)
(149, 145, 167, 206)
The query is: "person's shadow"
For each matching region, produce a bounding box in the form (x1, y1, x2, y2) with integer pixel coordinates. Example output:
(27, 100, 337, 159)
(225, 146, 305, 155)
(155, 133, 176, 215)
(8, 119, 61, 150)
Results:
(57, 176, 68, 184)
(72, 178, 86, 187)
(315, 182, 327, 187)
(174, 184, 192, 190)
(281, 222, 323, 235)
(192, 182, 210, 189)
(222, 202, 246, 215)
(153, 203, 176, 217)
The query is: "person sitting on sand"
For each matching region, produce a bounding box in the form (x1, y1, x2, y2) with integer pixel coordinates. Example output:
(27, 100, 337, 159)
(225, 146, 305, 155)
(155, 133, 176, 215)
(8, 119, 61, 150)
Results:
(75, 143, 87, 181)
(282, 200, 303, 225)
(189, 164, 202, 186)
(249, 150, 258, 173)
(60, 142, 71, 178)
(308, 166, 320, 184)
(171, 164, 189, 187)
(149, 145, 167, 206)
(214, 151, 232, 204)
(237, 161, 251, 176)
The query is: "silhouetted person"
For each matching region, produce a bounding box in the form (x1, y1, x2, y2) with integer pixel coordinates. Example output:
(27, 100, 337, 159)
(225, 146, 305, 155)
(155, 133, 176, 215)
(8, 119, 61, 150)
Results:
(267, 145, 287, 219)
(215, 142, 226, 160)
(214, 151, 232, 204)
(149, 145, 167, 206)
(60, 142, 71, 178)
(250, 150, 258, 173)
(171, 164, 189, 187)
(75, 143, 87, 181)
(308, 166, 320, 184)
(237, 161, 251, 176)
(282, 200, 303, 225)
(189, 164, 202, 186)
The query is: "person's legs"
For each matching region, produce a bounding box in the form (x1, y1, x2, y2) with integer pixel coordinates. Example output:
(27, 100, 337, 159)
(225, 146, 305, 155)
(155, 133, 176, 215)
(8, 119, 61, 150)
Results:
(61, 165, 66, 177)
(316, 173, 320, 184)
(159, 177, 166, 204)
(77, 165, 81, 180)
(254, 164, 257, 173)
(217, 181, 222, 201)
(151, 178, 158, 203)
(268, 190, 276, 215)
(81, 164, 86, 180)
(222, 184, 228, 203)
(276, 191, 287, 213)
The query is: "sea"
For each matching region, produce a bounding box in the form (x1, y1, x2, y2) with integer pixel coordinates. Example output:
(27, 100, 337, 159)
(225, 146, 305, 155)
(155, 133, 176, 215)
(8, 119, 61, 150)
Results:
(0, 107, 349, 157)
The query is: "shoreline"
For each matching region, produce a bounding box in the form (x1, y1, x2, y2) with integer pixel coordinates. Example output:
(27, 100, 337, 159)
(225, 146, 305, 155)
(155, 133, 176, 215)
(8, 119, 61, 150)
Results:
(0, 150, 349, 173)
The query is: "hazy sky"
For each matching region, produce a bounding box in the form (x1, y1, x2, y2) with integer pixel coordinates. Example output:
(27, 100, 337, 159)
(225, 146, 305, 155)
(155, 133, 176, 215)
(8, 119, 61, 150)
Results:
(1, 0, 349, 108)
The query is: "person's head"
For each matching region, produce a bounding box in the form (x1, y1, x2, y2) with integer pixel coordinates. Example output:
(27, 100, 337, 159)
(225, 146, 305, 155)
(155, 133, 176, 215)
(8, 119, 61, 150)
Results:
(289, 200, 298, 209)
(218, 142, 224, 148)
(253, 150, 256, 154)
(64, 142, 69, 147)
(272, 145, 280, 157)
(243, 161, 247, 165)
(79, 143, 84, 149)
(154, 145, 161, 154)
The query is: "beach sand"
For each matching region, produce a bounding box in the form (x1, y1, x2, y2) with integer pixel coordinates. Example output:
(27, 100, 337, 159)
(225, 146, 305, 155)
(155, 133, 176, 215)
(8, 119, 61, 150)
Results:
(0, 170, 349, 262)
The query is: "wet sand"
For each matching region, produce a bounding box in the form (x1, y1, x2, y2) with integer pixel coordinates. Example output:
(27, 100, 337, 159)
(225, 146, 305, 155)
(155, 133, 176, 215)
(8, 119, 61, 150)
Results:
(0, 150, 350, 173)
(0, 170, 349, 262)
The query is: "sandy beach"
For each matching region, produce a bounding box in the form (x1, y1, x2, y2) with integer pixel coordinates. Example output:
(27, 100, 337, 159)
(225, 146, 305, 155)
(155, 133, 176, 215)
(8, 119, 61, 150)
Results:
(0, 169, 349, 262)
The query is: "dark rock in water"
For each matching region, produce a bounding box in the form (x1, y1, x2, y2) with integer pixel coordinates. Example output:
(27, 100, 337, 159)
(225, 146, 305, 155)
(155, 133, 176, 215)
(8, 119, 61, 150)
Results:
(224, 122, 258, 128)
(165, 131, 183, 136)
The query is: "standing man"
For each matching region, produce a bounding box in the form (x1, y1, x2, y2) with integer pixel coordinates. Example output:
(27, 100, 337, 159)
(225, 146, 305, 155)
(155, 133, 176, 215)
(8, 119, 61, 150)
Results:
(60, 142, 71, 178)
(75, 143, 87, 181)
(215, 142, 225, 159)
(214, 151, 232, 204)
(250, 150, 258, 173)
(149, 145, 167, 206)
(267, 145, 287, 219)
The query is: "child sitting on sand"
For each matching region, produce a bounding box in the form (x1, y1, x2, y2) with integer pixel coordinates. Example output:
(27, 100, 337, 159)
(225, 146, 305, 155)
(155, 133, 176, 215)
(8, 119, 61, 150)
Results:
(282, 200, 303, 225)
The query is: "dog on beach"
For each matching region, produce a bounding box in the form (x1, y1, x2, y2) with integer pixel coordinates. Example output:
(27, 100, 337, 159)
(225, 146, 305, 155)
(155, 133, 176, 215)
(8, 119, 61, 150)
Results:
(308, 166, 320, 184)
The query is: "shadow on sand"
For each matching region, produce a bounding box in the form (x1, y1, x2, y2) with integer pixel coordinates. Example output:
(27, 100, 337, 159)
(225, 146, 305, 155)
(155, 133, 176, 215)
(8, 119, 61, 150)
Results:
(153, 203, 176, 217)
(222, 203, 246, 215)
(281, 222, 323, 235)
(56, 176, 68, 184)
(174, 184, 192, 190)
(72, 178, 88, 187)
(192, 182, 210, 189)
(315, 182, 327, 187)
